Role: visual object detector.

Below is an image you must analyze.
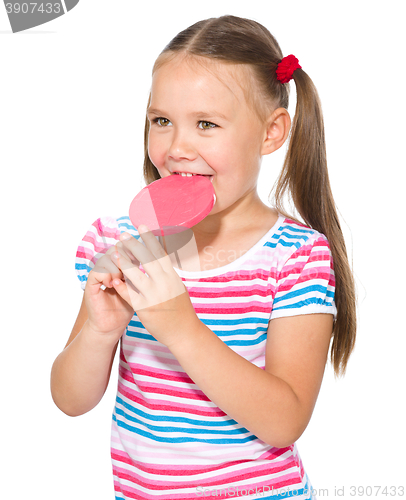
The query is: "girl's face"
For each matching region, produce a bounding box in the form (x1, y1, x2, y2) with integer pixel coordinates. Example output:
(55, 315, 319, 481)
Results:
(147, 56, 269, 223)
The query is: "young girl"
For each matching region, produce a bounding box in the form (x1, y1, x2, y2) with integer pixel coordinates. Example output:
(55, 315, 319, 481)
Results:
(51, 15, 356, 500)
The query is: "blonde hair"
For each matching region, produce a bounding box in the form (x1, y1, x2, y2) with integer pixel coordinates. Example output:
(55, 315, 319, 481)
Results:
(143, 15, 356, 377)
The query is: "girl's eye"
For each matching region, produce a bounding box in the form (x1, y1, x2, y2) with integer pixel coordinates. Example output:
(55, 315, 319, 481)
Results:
(154, 117, 171, 127)
(198, 121, 217, 130)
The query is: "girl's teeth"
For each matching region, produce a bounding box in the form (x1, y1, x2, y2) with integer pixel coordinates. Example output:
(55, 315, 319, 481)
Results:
(174, 172, 213, 182)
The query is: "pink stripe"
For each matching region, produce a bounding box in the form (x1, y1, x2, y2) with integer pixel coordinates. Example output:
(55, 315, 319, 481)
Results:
(278, 270, 333, 292)
(193, 304, 272, 314)
(186, 269, 270, 283)
(111, 449, 275, 475)
(76, 218, 120, 264)
(111, 454, 295, 478)
(284, 218, 308, 229)
(135, 380, 210, 401)
(117, 381, 226, 417)
(76, 247, 96, 262)
(82, 230, 115, 251)
(188, 287, 270, 298)
(112, 461, 304, 498)
(126, 363, 195, 384)
(93, 217, 121, 239)
(112, 458, 298, 488)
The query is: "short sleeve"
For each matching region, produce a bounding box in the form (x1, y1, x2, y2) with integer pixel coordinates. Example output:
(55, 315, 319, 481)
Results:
(270, 234, 337, 320)
(75, 216, 121, 290)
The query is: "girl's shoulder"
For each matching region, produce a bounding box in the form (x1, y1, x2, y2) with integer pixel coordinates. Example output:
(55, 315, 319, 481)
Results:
(86, 215, 141, 240)
(270, 215, 329, 250)
(75, 215, 136, 289)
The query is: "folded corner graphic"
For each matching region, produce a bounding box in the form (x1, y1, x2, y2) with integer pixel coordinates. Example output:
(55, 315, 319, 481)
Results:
(4, 0, 80, 33)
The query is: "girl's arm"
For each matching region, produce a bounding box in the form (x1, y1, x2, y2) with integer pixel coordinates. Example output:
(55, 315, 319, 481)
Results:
(168, 313, 333, 448)
(51, 243, 134, 417)
(50, 295, 119, 417)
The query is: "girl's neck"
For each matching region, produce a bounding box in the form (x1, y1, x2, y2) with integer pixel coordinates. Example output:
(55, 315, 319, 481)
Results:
(192, 191, 275, 242)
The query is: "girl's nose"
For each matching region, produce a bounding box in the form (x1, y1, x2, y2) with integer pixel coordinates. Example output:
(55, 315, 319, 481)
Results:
(168, 132, 197, 161)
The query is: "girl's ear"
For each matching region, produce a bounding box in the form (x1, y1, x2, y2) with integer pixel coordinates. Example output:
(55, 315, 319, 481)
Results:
(261, 108, 291, 156)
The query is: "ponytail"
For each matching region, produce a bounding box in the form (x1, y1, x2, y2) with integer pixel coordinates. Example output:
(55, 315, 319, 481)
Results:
(273, 68, 357, 377)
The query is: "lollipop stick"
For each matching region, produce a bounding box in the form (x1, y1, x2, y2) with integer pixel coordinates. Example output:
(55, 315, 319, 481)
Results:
(160, 227, 169, 255)
(159, 228, 182, 270)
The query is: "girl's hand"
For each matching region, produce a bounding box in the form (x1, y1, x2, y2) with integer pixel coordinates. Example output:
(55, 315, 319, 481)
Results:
(84, 246, 134, 341)
(110, 226, 200, 348)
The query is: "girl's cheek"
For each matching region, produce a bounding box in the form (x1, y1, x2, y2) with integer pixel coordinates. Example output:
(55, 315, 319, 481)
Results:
(147, 143, 161, 167)
(149, 135, 167, 163)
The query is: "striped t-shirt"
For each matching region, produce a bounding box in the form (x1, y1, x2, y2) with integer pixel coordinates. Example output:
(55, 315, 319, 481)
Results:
(75, 214, 336, 500)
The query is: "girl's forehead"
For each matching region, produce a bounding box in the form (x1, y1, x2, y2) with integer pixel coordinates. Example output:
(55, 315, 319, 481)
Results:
(150, 56, 248, 108)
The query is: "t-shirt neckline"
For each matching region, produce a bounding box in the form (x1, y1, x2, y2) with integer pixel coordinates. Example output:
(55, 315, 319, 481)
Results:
(174, 214, 284, 278)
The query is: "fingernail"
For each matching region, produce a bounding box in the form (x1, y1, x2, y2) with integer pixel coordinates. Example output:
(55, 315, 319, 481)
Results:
(138, 225, 149, 233)
(113, 279, 121, 286)
(121, 232, 132, 240)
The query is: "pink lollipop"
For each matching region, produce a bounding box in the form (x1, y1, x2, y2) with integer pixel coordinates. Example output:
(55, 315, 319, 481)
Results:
(129, 174, 216, 238)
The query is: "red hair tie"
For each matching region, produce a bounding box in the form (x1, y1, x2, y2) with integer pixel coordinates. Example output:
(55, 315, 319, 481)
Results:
(276, 54, 302, 83)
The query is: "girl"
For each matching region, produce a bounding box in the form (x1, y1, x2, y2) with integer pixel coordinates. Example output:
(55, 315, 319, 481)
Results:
(51, 15, 356, 500)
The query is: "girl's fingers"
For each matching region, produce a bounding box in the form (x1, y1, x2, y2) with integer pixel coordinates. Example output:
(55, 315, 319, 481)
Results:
(118, 229, 173, 276)
(111, 241, 140, 266)
(110, 251, 146, 310)
(92, 250, 124, 288)
(111, 247, 148, 288)
(111, 277, 134, 306)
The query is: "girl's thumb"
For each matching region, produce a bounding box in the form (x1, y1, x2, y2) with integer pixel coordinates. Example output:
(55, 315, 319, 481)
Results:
(112, 278, 133, 308)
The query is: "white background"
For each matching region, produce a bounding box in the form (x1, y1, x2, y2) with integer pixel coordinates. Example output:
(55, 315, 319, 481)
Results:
(1, 1, 405, 499)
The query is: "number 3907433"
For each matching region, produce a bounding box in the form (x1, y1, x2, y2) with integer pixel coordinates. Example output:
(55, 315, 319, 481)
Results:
(350, 486, 404, 496)
(5, 3, 62, 14)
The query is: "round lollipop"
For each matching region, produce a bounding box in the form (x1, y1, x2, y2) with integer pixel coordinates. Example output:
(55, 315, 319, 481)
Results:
(129, 174, 216, 238)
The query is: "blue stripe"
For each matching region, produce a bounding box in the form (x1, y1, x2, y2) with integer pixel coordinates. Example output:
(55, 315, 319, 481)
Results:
(223, 332, 267, 346)
(126, 329, 157, 342)
(113, 414, 258, 444)
(273, 284, 331, 305)
(115, 396, 240, 427)
(265, 238, 298, 249)
(75, 263, 92, 273)
(281, 225, 315, 236)
(273, 296, 334, 312)
(200, 316, 269, 326)
(126, 326, 268, 346)
(265, 223, 317, 251)
(115, 407, 248, 436)
(210, 327, 267, 337)
(129, 317, 269, 327)
(278, 230, 311, 241)
(117, 221, 137, 231)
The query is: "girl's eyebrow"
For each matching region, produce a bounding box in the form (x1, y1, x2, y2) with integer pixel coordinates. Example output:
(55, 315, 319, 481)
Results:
(147, 107, 164, 116)
(147, 107, 229, 121)
(194, 111, 229, 121)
